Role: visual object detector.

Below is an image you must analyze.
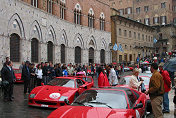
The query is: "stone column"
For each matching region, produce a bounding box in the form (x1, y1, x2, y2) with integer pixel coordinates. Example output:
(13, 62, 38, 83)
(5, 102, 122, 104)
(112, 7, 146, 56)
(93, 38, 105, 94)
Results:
(94, 50, 100, 64)
(105, 50, 111, 64)
(21, 39, 31, 62)
(54, 45, 60, 63)
(40, 42, 47, 62)
(82, 49, 88, 65)
(66, 47, 74, 64)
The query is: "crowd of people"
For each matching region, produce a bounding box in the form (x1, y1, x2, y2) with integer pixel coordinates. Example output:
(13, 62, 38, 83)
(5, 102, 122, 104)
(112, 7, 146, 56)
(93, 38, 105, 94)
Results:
(1, 56, 176, 118)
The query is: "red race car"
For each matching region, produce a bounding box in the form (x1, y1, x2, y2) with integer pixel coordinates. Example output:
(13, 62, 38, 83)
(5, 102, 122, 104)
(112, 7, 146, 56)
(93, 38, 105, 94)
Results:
(28, 76, 94, 108)
(13, 69, 23, 83)
(48, 87, 148, 118)
(118, 75, 152, 112)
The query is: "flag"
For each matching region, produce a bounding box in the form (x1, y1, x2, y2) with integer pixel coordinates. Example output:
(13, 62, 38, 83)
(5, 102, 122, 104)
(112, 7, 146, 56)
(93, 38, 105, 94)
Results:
(153, 38, 157, 43)
(113, 43, 118, 51)
(118, 44, 124, 52)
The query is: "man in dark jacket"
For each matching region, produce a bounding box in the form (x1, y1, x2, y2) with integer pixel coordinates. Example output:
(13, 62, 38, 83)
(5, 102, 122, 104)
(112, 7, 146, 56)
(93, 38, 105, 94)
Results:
(22, 61, 31, 94)
(1, 61, 16, 101)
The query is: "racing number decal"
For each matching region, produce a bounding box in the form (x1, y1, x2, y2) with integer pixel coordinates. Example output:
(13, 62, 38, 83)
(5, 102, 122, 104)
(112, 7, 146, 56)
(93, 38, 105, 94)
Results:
(49, 93, 61, 99)
(135, 110, 140, 118)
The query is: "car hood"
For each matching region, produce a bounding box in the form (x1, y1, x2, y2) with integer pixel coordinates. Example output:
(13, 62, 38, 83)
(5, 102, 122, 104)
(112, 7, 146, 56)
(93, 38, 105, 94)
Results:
(32, 85, 77, 101)
(48, 106, 130, 118)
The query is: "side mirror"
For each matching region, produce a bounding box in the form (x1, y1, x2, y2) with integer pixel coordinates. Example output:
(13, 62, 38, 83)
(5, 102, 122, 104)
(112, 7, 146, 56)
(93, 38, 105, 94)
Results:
(80, 85, 87, 89)
(41, 83, 44, 86)
(133, 103, 143, 109)
(64, 99, 70, 105)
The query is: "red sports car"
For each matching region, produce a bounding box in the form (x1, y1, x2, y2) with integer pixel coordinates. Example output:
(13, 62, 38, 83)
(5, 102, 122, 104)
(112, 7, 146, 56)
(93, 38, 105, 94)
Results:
(48, 87, 148, 118)
(118, 75, 152, 112)
(13, 69, 23, 83)
(28, 77, 94, 108)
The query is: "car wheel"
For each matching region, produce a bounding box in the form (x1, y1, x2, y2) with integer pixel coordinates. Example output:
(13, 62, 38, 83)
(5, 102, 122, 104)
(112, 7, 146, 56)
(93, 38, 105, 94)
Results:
(74, 92, 79, 100)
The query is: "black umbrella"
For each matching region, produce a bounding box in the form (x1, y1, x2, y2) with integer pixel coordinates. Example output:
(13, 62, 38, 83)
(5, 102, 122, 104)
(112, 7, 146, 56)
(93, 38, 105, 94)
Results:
(163, 57, 176, 72)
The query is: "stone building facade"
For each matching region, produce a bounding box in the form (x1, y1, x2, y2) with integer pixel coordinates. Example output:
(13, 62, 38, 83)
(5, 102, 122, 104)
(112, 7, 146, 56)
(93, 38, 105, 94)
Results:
(0, 0, 111, 68)
(153, 24, 176, 57)
(111, 14, 155, 64)
(109, 0, 175, 26)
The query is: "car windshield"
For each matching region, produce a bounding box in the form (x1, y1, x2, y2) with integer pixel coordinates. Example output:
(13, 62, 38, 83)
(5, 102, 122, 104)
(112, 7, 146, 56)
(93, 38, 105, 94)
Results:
(47, 78, 75, 88)
(121, 76, 150, 85)
(72, 90, 127, 109)
(13, 69, 21, 74)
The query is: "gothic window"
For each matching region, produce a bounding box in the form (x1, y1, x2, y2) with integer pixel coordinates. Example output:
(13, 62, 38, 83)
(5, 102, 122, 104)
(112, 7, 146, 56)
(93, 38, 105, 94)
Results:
(88, 8, 94, 28)
(47, 41, 53, 62)
(31, 0, 38, 8)
(60, 0, 66, 19)
(10, 33, 20, 62)
(89, 47, 94, 64)
(74, 3, 81, 25)
(48, 0, 53, 14)
(31, 38, 39, 63)
(100, 13, 105, 31)
(61, 44, 65, 63)
(75, 46, 81, 64)
(100, 49, 105, 64)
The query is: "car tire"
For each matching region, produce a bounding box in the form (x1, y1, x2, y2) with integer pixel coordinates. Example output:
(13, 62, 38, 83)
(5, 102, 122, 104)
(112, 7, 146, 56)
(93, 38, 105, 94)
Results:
(74, 92, 79, 100)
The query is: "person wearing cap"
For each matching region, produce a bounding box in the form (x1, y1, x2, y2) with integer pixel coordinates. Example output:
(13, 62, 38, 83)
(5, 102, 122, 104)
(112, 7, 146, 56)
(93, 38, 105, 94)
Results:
(159, 62, 171, 113)
(129, 68, 143, 91)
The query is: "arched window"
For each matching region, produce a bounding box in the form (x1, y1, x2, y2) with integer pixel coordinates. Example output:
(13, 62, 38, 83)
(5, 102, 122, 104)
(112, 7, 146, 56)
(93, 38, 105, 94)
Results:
(88, 8, 94, 28)
(31, 38, 39, 63)
(47, 41, 53, 62)
(89, 47, 94, 64)
(75, 46, 81, 64)
(61, 44, 65, 63)
(100, 12, 105, 31)
(10, 33, 20, 62)
(48, 0, 53, 14)
(31, 0, 38, 8)
(74, 3, 81, 25)
(60, 0, 66, 19)
(100, 49, 105, 64)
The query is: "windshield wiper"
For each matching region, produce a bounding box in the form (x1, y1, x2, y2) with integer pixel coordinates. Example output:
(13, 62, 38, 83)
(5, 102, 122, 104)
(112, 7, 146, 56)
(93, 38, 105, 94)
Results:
(87, 101, 112, 109)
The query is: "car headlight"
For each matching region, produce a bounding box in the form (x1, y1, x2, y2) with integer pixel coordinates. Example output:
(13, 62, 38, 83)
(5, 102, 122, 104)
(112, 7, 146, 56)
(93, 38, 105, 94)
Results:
(30, 94, 36, 98)
(59, 96, 68, 101)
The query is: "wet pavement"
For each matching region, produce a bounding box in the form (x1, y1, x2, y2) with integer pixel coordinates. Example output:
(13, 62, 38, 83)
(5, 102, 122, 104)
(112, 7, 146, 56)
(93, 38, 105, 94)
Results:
(0, 84, 53, 118)
(0, 71, 175, 118)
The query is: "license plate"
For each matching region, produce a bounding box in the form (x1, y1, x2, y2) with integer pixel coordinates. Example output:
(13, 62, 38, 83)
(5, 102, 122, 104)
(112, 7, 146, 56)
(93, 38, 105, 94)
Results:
(41, 104, 48, 107)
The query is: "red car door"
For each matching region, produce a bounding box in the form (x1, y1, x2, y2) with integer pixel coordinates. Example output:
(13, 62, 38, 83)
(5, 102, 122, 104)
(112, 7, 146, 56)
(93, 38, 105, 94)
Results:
(133, 93, 146, 117)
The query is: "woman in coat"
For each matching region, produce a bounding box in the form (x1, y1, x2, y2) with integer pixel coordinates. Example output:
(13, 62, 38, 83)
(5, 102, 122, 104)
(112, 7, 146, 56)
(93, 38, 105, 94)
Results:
(98, 67, 110, 87)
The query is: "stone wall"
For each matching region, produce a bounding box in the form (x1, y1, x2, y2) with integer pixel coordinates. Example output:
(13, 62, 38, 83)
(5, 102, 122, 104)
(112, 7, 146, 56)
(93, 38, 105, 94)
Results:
(0, 0, 111, 69)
